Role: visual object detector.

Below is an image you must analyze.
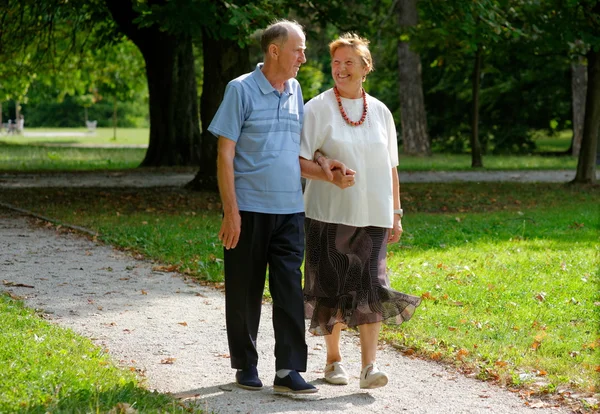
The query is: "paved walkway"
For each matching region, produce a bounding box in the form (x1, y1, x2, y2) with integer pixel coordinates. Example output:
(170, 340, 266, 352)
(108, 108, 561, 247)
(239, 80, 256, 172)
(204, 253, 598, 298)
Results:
(0, 169, 596, 188)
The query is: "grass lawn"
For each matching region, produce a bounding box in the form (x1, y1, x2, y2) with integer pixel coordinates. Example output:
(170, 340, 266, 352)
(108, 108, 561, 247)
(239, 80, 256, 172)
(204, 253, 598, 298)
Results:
(0, 294, 201, 413)
(1, 127, 150, 146)
(1, 182, 598, 411)
(0, 127, 579, 171)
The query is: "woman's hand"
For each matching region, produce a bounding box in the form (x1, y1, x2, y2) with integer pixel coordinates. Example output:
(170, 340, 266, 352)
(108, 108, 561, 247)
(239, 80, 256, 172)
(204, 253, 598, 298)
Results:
(388, 214, 403, 244)
(331, 168, 356, 189)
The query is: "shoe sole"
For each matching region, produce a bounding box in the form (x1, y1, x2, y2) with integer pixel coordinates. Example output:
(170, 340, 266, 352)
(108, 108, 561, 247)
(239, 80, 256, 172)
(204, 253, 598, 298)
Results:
(273, 385, 318, 394)
(324, 377, 349, 385)
(360, 375, 388, 389)
(236, 383, 263, 391)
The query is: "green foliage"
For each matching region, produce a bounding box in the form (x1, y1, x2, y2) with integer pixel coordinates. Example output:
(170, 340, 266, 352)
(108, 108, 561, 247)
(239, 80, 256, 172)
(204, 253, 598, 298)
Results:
(296, 63, 325, 101)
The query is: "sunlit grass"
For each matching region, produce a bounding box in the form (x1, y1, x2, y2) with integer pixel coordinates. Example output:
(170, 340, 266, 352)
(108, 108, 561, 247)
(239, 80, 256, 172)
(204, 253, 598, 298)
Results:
(0, 143, 145, 171)
(1, 183, 597, 405)
(1, 127, 149, 146)
(0, 127, 580, 172)
(385, 205, 598, 394)
(0, 294, 199, 413)
(398, 153, 576, 171)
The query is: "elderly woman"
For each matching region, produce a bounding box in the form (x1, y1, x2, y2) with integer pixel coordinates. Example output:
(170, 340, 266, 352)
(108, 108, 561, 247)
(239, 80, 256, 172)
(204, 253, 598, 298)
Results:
(299, 33, 421, 389)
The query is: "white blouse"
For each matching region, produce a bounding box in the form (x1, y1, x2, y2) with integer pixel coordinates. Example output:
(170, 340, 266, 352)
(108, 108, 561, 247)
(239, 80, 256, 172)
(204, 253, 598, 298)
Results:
(300, 88, 399, 228)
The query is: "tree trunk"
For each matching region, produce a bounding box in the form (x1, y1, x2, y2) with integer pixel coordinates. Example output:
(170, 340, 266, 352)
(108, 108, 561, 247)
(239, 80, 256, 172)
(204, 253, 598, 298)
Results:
(105, 0, 201, 166)
(470, 46, 484, 168)
(84, 107, 88, 124)
(573, 47, 600, 184)
(15, 100, 20, 126)
(0, 102, 3, 131)
(112, 95, 117, 141)
(396, 0, 430, 156)
(186, 31, 251, 191)
(571, 58, 587, 157)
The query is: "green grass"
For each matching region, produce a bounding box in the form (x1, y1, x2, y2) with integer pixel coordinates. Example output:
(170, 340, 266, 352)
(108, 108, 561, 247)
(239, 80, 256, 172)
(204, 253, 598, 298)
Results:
(397, 153, 577, 171)
(0, 127, 580, 172)
(1, 183, 598, 409)
(0, 142, 146, 170)
(0, 294, 198, 413)
(2, 127, 150, 146)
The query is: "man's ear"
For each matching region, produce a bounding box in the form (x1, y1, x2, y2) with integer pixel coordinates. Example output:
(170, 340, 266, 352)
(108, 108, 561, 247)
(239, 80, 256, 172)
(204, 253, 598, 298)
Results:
(268, 43, 279, 59)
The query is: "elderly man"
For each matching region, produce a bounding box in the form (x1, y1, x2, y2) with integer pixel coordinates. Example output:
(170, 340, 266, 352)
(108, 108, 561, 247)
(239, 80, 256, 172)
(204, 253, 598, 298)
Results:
(208, 20, 318, 394)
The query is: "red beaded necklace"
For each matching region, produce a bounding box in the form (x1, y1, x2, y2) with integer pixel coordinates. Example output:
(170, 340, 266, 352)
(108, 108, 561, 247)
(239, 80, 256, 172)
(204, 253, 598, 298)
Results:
(334, 86, 368, 127)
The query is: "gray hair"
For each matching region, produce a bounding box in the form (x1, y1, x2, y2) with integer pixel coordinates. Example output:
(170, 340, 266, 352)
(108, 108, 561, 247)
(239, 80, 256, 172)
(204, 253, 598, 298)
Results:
(260, 20, 304, 54)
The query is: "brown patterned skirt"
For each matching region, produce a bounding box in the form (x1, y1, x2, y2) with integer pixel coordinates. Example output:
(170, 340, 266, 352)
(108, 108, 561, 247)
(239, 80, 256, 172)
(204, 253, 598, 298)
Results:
(303, 217, 421, 335)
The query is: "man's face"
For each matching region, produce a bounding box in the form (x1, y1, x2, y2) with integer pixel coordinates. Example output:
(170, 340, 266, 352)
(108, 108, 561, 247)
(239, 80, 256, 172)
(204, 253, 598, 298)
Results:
(276, 28, 306, 80)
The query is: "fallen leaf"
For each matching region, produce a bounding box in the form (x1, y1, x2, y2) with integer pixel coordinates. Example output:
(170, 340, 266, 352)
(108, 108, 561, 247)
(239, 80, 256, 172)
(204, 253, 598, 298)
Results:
(456, 349, 469, 360)
(431, 352, 442, 360)
(6, 292, 23, 300)
(160, 357, 176, 364)
(534, 292, 546, 302)
(153, 265, 178, 272)
(531, 341, 541, 351)
(495, 360, 508, 367)
(177, 322, 188, 327)
(448, 326, 457, 331)
(141, 289, 148, 295)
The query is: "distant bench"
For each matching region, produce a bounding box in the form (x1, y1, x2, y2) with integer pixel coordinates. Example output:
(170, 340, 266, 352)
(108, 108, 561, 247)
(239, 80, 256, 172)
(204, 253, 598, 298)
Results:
(86, 120, 97, 133)
(2, 120, 22, 134)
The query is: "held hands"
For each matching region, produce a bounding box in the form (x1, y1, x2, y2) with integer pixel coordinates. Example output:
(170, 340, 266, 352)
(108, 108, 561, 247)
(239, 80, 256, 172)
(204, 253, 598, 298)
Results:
(218, 211, 241, 250)
(331, 168, 356, 189)
(388, 214, 403, 244)
(318, 156, 347, 181)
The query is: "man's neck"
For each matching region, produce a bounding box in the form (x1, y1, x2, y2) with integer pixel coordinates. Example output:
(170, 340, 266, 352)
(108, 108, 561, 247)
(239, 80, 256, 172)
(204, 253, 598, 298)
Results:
(261, 62, 286, 93)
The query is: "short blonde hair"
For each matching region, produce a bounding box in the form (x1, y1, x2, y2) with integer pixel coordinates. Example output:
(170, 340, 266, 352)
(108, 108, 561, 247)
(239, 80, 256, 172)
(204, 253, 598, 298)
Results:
(329, 33, 374, 75)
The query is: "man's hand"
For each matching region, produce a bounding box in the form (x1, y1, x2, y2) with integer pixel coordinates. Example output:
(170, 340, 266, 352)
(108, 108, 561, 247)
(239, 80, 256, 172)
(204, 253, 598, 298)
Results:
(318, 157, 347, 181)
(331, 168, 356, 189)
(219, 211, 241, 250)
(388, 215, 403, 244)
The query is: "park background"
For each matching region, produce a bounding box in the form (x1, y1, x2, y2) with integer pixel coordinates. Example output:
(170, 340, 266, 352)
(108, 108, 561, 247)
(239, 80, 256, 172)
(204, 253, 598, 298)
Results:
(0, 1, 598, 413)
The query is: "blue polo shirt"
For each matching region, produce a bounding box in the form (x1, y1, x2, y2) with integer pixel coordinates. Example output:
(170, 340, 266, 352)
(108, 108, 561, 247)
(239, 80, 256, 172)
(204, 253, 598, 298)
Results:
(208, 63, 305, 214)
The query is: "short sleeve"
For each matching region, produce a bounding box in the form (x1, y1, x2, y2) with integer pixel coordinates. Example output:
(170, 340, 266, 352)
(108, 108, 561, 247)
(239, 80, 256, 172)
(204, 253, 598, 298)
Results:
(385, 108, 399, 167)
(299, 101, 324, 160)
(207, 82, 245, 143)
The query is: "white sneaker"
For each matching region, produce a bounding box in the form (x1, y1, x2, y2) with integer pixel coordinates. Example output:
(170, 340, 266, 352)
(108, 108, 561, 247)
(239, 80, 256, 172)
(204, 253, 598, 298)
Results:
(324, 361, 349, 385)
(359, 363, 388, 389)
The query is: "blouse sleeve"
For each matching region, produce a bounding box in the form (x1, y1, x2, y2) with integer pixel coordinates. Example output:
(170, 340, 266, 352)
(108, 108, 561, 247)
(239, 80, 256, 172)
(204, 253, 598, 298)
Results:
(385, 107, 399, 168)
(299, 100, 325, 160)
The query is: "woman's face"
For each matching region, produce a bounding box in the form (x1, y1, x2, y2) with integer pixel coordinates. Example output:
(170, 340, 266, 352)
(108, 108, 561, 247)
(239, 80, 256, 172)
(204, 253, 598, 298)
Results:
(331, 46, 368, 93)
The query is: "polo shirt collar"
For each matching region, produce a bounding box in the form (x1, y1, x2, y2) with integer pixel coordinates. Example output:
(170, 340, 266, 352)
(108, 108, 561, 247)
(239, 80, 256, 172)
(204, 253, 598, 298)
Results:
(254, 63, 293, 95)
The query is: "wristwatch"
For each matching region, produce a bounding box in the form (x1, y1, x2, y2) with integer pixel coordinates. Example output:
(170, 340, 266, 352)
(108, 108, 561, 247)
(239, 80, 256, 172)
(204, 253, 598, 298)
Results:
(394, 209, 403, 218)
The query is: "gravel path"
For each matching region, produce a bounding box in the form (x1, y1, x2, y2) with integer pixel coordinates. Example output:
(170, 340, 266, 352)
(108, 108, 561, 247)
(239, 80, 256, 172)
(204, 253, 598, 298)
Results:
(0, 208, 571, 414)
(0, 169, 597, 188)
